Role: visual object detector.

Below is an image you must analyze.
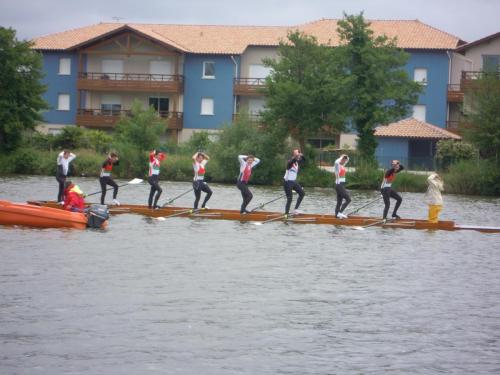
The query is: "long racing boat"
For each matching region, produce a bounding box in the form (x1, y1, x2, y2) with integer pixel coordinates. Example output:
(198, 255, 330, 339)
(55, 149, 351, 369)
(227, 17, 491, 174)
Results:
(27, 200, 500, 233)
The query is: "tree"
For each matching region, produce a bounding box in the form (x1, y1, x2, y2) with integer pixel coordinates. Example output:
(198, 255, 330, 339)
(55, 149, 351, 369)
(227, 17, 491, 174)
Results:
(263, 31, 349, 151)
(462, 72, 500, 162)
(0, 27, 47, 152)
(336, 13, 422, 163)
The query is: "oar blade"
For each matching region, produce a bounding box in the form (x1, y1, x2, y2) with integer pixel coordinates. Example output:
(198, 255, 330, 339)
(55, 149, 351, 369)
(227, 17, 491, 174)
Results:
(128, 178, 143, 184)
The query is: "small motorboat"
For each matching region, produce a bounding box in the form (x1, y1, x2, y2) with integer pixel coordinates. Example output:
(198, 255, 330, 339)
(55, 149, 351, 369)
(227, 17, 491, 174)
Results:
(0, 200, 108, 229)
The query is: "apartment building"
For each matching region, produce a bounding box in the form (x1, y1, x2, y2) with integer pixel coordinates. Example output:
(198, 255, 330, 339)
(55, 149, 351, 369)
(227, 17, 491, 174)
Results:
(33, 19, 464, 163)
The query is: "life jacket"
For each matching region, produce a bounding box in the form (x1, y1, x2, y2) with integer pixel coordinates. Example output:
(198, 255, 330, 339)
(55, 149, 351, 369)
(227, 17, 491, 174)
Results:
(63, 185, 85, 212)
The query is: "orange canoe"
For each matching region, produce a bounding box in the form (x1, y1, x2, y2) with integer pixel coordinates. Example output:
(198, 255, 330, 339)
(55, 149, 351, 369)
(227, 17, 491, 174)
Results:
(0, 200, 105, 229)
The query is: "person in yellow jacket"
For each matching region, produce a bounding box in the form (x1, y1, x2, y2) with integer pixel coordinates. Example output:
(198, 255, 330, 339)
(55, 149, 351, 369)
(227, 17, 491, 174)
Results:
(425, 173, 444, 223)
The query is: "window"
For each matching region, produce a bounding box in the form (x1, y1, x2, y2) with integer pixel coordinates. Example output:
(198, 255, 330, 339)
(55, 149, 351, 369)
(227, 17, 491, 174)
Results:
(101, 94, 121, 115)
(203, 61, 215, 79)
(101, 59, 124, 80)
(482, 55, 500, 72)
(57, 94, 70, 111)
(414, 68, 427, 85)
(201, 98, 214, 115)
(149, 97, 169, 116)
(249, 64, 272, 78)
(412, 104, 426, 121)
(59, 58, 71, 75)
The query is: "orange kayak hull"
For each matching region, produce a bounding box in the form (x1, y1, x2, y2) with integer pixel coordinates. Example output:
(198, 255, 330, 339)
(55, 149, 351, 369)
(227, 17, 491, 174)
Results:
(0, 200, 89, 229)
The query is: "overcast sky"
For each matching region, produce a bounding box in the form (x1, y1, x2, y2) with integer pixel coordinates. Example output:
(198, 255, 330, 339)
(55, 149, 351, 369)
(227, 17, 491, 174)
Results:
(1, 0, 498, 43)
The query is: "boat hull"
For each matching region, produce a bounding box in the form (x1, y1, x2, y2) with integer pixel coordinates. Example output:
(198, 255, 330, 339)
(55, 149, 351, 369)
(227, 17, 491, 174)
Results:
(1, 200, 94, 229)
(27, 200, 500, 233)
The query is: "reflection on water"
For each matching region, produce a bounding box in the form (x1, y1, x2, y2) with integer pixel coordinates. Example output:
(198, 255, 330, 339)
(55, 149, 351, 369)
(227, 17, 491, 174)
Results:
(1, 176, 500, 374)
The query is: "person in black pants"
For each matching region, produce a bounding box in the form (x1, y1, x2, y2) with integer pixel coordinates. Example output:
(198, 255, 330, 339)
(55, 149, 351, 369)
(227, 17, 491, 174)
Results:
(99, 152, 120, 205)
(236, 154, 261, 214)
(380, 160, 405, 220)
(56, 150, 76, 203)
(283, 149, 306, 215)
(192, 152, 212, 209)
(147, 150, 165, 209)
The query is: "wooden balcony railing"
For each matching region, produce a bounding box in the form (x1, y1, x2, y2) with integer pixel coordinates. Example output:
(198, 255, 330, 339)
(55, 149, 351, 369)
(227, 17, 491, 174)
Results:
(233, 78, 267, 96)
(447, 84, 464, 102)
(76, 109, 183, 130)
(77, 72, 184, 93)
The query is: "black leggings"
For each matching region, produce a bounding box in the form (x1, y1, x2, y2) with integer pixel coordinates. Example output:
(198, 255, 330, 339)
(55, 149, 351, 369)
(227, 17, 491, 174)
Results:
(193, 180, 212, 209)
(148, 175, 163, 208)
(283, 180, 305, 214)
(237, 181, 253, 213)
(335, 183, 351, 216)
(56, 174, 66, 202)
(99, 176, 118, 204)
(381, 187, 402, 219)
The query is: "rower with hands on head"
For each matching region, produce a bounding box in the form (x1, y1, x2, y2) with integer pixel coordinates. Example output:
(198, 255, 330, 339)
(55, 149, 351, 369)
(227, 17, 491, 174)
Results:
(334, 154, 351, 219)
(148, 149, 166, 209)
(237, 154, 261, 214)
(100, 152, 120, 206)
(283, 148, 306, 215)
(192, 151, 212, 209)
(56, 149, 76, 204)
(381, 159, 404, 220)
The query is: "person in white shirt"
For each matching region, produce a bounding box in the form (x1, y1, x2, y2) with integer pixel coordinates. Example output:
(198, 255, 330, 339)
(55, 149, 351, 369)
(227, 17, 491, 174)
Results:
(334, 154, 351, 219)
(56, 150, 76, 203)
(237, 154, 260, 214)
(283, 149, 306, 215)
(192, 152, 212, 209)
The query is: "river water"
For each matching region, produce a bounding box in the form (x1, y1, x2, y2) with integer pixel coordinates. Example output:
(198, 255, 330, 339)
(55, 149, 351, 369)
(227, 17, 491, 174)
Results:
(1, 176, 500, 374)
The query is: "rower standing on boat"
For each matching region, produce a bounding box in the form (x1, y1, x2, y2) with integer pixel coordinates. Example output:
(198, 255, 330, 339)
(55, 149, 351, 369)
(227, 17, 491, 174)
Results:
(192, 151, 212, 209)
(283, 149, 306, 215)
(334, 154, 351, 219)
(237, 154, 261, 214)
(148, 150, 166, 209)
(99, 152, 120, 206)
(381, 160, 404, 220)
(56, 150, 76, 204)
(425, 172, 444, 223)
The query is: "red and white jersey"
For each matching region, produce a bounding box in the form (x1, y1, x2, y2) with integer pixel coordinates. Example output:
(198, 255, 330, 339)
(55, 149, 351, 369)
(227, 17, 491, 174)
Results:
(238, 155, 260, 182)
(149, 152, 161, 176)
(193, 159, 208, 181)
(334, 156, 349, 184)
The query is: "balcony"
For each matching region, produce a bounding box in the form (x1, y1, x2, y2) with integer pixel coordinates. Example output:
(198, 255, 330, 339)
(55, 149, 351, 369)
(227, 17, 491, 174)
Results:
(76, 109, 183, 130)
(77, 72, 184, 93)
(447, 84, 464, 102)
(233, 78, 267, 96)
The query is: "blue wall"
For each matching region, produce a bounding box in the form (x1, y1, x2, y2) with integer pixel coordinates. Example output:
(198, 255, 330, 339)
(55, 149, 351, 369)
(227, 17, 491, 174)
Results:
(375, 138, 409, 167)
(40, 52, 79, 125)
(183, 54, 235, 129)
(405, 50, 449, 127)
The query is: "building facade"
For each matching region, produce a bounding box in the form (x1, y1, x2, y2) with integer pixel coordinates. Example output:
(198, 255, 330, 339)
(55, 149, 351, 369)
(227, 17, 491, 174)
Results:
(33, 20, 465, 164)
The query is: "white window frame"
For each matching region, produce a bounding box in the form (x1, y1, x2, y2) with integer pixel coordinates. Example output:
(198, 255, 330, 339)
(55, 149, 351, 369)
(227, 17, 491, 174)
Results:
(58, 58, 71, 75)
(57, 94, 70, 111)
(201, 98, 214, 115)
(412, 104, 426, 122)
(414, 68, 427, 85)
(202, 61, 215, 79)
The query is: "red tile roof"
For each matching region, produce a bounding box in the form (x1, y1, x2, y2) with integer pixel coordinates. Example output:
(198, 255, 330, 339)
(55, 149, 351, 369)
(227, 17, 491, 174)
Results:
(375, 118, 461, 140)
(32, 19, 464, 53)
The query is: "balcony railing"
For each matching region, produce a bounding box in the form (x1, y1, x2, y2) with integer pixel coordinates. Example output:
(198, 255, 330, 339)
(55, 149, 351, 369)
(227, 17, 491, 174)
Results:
(447, 84, 464, 102)
(77, 72, 184, 93)
(233, 78, 267, 96)
(76, 109, 183, 130)
(232, 113, 264, 123)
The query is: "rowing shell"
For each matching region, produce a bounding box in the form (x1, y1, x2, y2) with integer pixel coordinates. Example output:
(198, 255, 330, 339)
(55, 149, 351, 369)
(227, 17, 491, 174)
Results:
(27, 201, 500, 233)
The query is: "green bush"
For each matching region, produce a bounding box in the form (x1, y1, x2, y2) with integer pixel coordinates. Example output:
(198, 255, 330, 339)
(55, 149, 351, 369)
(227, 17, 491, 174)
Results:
(443, 159, 500, 195)
(347, 162, 383, 190)
(391, 172, 428, 192)
(436, 139, 476, 170)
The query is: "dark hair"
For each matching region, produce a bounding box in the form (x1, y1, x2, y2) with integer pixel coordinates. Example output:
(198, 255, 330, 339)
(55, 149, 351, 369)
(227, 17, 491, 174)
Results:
(64, 180, 73, 189)
(247, 154, 255, 159)
(110, 152, 118, 158)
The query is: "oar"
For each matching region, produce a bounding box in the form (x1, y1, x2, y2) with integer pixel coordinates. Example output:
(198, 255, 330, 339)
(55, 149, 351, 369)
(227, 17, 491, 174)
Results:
(155, 208, 201, 221)
(85, 178, 143, 197)
(346, 196, 382, 216)
(250, 192, 291, 212)
(353, 218, 392, 230)
(253, 213, 289, 226)
(161, 188, 194, 207)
